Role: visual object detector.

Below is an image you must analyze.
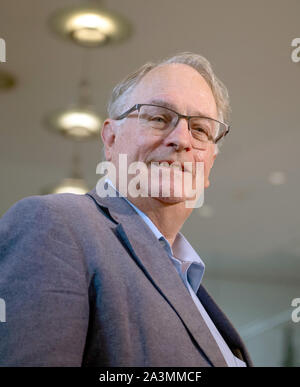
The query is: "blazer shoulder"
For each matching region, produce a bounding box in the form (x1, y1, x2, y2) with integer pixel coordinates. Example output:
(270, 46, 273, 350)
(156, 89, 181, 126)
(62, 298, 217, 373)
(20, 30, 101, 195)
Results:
(0, 192, 116, 251)
(1, 192, 102, 224)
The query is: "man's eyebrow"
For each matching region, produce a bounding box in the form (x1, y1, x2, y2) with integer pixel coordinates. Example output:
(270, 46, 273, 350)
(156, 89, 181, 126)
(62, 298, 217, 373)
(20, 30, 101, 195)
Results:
(145, 98, 209, 117)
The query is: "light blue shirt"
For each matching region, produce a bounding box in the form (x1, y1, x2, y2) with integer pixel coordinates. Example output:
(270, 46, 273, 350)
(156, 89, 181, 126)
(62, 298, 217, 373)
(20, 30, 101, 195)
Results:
(105, 179, 246, 367)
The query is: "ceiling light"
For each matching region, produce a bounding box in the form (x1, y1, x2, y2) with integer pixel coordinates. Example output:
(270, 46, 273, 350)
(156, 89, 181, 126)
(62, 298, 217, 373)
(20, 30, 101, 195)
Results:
(42, 153, 90, 195)
(45, 107, 102, 140)
(268, 171, 286, 185)
(51, 178, 89, 194)
(49, 2, 132, 47)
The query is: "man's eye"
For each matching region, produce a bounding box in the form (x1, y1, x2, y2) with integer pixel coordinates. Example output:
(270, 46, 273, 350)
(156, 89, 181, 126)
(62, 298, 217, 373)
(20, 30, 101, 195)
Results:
(151, 115, 167, 123)
(194, 127, 208, 135)
(191, 128, 211, 141)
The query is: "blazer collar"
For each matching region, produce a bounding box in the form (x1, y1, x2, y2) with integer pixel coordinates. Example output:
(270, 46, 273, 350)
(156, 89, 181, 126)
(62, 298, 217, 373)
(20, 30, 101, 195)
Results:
(197, 285, 253, 367)
(86, 187, 228, 367)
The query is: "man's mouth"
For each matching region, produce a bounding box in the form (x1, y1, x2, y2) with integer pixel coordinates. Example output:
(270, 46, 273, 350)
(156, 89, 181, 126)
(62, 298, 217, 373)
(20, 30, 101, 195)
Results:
(151, 160, 192, 173)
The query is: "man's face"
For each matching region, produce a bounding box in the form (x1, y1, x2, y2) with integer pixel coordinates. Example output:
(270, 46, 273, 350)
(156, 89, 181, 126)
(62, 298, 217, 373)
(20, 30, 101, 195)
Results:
(102, 63, 217, 206)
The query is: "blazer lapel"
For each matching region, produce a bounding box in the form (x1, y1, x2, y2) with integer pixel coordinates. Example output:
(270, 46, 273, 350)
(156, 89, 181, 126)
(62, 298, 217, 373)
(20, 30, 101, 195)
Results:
(86, 188, 228, 367)
(198, 285, 253, 367)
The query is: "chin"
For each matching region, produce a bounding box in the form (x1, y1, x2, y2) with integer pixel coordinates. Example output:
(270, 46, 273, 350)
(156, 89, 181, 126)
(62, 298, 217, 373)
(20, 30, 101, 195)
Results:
(152, 181, 198, 204)
(155, 195, 187, 205)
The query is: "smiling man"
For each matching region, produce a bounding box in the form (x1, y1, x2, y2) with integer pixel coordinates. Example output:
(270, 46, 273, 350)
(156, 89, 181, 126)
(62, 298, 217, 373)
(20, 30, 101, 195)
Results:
(101, 60, 219, 246)
(0, 53, 252, 367)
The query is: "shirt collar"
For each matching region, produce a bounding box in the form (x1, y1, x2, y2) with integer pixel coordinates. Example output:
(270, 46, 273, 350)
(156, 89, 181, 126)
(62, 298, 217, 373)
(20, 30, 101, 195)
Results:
(104, 178, 205, 292)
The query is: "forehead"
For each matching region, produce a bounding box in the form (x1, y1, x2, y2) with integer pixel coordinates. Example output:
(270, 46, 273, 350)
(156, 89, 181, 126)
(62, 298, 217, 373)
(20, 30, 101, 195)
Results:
(128, 63, 217, 117)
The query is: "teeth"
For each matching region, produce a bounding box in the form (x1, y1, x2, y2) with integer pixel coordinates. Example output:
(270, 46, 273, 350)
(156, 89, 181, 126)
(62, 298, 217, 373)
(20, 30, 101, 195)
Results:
(159, 164, 182, 170)
(151, 162, 183, 171)
(170, 164, 182, 170)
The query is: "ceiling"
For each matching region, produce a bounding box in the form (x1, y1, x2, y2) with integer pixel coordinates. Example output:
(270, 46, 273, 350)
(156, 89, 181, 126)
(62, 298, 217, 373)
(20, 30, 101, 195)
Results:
(1, 0, 300, 287)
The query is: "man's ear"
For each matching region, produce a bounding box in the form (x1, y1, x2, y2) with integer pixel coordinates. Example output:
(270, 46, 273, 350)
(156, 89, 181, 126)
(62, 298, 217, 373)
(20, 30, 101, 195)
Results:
(101, 119, 117, 161)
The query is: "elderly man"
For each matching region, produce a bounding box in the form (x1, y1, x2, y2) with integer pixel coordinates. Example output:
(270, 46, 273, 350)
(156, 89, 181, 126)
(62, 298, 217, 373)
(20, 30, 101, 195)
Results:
(0, 53, 252, 367)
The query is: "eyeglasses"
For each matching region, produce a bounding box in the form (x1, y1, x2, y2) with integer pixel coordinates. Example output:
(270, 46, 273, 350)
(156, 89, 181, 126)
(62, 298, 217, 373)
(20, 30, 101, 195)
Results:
(115, 103, 230, 146)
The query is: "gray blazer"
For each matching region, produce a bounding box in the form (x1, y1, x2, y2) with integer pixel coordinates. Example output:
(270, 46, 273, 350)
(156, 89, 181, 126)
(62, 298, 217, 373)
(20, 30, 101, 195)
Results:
(0, 188, 253, 367)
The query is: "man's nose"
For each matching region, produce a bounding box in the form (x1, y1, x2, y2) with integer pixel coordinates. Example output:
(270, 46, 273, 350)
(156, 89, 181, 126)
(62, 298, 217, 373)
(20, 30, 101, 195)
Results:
(165, 117, 192, 152)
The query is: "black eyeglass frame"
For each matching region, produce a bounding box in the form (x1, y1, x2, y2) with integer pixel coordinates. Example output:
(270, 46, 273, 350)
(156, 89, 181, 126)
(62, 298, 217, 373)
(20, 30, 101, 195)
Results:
(115, 103, 230, 144)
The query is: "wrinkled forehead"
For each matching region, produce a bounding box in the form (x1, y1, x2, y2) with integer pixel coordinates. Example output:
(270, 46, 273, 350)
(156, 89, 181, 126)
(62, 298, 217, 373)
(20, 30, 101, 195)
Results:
(127, 63, 217, 117)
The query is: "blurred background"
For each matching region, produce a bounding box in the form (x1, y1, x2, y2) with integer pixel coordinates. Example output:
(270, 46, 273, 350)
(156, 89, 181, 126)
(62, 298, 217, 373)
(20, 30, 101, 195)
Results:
(0, 0, 299, 366)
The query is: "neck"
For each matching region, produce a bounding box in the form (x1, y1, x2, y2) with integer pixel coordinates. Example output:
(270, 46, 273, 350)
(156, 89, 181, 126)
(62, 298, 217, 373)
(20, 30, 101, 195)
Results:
(127, 196, 192, 247)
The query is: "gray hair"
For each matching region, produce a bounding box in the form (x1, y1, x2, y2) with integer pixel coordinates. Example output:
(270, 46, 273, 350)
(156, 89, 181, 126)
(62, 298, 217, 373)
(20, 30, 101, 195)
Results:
(107, 52, 231, 123)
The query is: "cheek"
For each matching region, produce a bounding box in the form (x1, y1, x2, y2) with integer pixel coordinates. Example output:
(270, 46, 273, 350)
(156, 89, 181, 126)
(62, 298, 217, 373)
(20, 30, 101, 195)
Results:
(206, 151, 215, 169)
(194, 147, 215, 176)
(136, 134, 163, 162)
(114, 135, 152, 165)
(114, 128, 136, 156)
